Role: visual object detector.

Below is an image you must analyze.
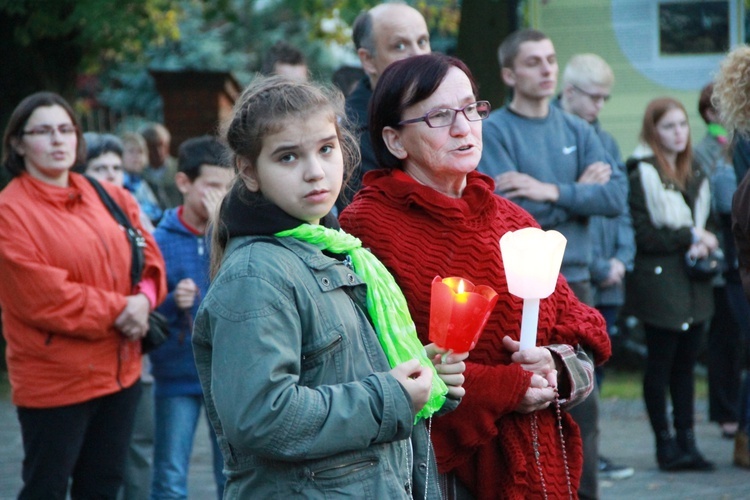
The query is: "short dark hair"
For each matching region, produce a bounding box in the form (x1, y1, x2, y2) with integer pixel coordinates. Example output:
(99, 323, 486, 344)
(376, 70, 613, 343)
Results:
(72, 132, 125, 174)
(178, 135, 229, 181)
(261, 41, 306, 76)
(352, 11, 375, 53)
(332, 65, 366, 97)
(698, 82, 715, 124)
(498, 28, 549, 69)
(84, 132, 124, 162)
(2, 92, 85, 177)
(369, 53, 479, 170)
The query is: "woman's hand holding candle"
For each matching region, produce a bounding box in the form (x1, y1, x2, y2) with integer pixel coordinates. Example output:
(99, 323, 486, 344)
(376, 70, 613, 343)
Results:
(503, 336, 558, 389)
(503, 335, 559, 413)
(426, 343, 469, 399)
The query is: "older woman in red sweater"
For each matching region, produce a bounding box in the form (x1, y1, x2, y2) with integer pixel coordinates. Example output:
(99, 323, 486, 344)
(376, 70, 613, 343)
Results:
(0, 92, 166, 498)
(340, 53, 610, 499)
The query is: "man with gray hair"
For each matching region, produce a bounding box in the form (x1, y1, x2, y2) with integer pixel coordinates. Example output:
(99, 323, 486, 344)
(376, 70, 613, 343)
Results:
(337, 2, 430, 210)
(559, 53, 636, 483)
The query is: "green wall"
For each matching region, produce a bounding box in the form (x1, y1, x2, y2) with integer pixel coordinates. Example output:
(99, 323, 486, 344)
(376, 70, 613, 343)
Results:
(533, 0, 712, 158)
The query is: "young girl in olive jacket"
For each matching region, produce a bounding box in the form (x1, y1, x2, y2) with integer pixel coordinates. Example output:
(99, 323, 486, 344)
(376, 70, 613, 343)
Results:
(192, 76, 467, 499)
(626, 97, 718, 472)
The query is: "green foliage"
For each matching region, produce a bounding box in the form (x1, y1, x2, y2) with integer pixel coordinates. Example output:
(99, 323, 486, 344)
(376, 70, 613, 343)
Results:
(98, 0, 252, 120)
(1, 0, 464, 123)
(0, 0, 183, 72)
(600, 369, 709, 401)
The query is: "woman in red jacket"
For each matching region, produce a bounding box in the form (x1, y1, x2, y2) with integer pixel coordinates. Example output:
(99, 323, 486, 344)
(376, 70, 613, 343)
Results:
(339, 53, 610, 499)
(0, 92, 166, 498)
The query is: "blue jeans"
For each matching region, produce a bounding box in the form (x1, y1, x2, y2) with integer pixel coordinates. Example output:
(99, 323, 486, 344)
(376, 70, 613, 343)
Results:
(119, 380, 154, 500)
(151, 394, 225, 499)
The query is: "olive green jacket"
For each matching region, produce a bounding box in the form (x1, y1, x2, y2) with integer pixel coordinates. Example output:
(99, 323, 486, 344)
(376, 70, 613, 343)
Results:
(625, 154, 714, 331)
(193, 235, 452, 498)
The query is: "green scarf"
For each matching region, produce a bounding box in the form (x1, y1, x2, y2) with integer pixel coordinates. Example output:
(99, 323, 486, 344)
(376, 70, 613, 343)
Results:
(707, 123, 728, 145)
(276, 224, 447, 421)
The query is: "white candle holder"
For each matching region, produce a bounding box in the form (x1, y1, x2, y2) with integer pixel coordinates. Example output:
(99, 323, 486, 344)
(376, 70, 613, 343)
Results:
(500, 228, 567, 351)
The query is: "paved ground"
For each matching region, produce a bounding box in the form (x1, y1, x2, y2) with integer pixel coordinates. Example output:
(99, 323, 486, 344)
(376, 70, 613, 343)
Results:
(1, 379, 748, 499)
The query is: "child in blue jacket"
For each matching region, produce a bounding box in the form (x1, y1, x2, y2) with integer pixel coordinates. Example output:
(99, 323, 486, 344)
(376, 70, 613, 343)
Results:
(151, 136, 233, 499)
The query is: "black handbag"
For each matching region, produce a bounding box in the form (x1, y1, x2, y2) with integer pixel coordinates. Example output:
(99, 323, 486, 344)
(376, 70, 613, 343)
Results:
(86, 176, 168, 353)
(684, 248, 726, 281)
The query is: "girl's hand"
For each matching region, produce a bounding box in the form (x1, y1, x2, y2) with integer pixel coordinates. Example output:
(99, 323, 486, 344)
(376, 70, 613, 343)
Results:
(695, 227, 719, 252)
(687, 242, 709, 259)
(425, 343, 468, 399)
(390, 359, 433, 413)
(503, 335, 557, 386)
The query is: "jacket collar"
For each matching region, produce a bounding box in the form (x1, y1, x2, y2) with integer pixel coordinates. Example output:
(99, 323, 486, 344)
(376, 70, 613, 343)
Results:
(358, 169, 498, 225)
(218, 181, 339, 240)
(17, 171, 90, 210)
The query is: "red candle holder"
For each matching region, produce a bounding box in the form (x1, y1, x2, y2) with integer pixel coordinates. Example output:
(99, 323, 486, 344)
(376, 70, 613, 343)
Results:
(429, 276, 499, 352)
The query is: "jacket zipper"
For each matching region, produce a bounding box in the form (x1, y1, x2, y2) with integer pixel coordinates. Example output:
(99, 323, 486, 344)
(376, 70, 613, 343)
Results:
(81, 210, 126, 388)
(310, 457, 378, 480)
(301, 334, 343, 361)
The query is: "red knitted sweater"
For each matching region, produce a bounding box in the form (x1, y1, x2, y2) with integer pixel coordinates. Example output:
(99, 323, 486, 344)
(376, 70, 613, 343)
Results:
(340, 169, 611, 499)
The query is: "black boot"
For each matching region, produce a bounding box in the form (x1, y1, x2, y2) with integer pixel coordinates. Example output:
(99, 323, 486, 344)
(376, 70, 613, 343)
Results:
(676, 429, 716, 471)
(656, 431, 693, 471)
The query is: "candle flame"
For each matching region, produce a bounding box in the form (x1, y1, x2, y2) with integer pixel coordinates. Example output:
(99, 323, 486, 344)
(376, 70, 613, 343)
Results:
(456, 279, 468, 303)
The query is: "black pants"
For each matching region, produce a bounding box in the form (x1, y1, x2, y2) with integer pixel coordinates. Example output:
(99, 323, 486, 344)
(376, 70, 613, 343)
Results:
(707, 286, 742, 424)
(643, 323, 702, 435)
(567, 280, 599, 500)
(17, 381, 141, 500)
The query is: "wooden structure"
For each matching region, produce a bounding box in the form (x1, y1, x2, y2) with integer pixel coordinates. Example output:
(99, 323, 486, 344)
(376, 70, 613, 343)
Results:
(150, 69, 242, 154)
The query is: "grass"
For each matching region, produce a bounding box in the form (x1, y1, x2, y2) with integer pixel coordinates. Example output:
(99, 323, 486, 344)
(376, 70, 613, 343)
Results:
(600, 368, 709, 400)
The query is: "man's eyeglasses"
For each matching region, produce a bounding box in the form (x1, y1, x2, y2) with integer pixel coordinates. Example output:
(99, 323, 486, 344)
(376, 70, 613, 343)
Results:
(398, 101, 491, 128)
(571, 85, 610, 103)
(22, 124, 77, 138)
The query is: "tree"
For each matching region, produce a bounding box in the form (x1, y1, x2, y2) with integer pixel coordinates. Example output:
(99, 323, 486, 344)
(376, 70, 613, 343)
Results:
(455, 0, 518, 109)
(0, 0, 183, 129)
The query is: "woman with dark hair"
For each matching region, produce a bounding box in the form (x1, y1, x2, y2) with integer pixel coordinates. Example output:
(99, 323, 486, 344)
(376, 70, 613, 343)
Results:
(340, 53, 610, 499)
(0, 92, 167, 497)
(625, 97, 717, 471)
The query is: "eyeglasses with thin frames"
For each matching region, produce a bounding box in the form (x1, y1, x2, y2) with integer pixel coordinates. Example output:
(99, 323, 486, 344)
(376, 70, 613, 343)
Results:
(22, 124, 77, 139)
(571, 84, 610, 103)
(398, 100, 491, 128)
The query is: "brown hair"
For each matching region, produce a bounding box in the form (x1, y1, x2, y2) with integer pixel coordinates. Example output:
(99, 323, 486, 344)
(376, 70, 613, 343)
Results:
(698, 83, 715, 125)
(497, 28, 549, 69)
(2, 92, 85, 177)
(210, 76, 359, 277)
(640, 97, 692, 188)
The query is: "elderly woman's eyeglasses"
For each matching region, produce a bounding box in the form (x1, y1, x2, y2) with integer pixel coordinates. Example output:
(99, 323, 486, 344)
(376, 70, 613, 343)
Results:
(398, 101, 491, 128)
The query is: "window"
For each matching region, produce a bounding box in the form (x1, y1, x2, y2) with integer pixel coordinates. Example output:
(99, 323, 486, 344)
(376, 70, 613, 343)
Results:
(659, 1, 730, 55)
